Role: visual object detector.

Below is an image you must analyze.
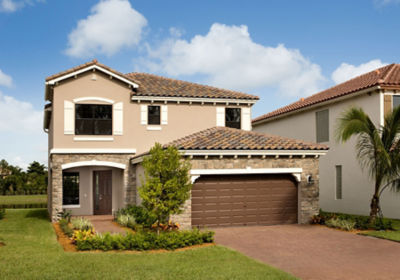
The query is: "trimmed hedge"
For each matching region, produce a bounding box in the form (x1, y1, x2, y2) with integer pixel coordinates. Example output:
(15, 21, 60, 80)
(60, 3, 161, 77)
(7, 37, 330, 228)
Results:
(0, 203, 47, 209)
(75, 229, 214, 251)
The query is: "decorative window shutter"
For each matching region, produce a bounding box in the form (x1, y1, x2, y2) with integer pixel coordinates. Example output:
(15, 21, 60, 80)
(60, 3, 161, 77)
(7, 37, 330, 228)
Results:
(161, 105, 168, 125)
(216, 107, 225, 126)
(64, 100, 74, 135)
(241, 107, 251, 131)
(140, 105, 147, 125)
(113, 102, 123, 135)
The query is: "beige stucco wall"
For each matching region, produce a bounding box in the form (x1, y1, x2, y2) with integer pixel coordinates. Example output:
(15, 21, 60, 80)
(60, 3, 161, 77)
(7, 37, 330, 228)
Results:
(50, 71, 251, 154)
(254, 91, 400, 219)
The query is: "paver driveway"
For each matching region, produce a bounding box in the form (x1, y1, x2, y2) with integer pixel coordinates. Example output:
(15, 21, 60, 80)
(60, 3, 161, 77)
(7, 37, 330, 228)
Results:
(214, 225, 400, 280)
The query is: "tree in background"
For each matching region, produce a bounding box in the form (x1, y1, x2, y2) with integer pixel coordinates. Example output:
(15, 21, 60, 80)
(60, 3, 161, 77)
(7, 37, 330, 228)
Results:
(336, 107, 400, 223)
(0, 160, 47, 195)
(139, 143, 192, 232)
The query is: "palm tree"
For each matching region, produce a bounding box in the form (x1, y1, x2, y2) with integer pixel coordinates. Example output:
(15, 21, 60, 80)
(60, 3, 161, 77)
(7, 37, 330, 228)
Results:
(336, 106, 400, 223)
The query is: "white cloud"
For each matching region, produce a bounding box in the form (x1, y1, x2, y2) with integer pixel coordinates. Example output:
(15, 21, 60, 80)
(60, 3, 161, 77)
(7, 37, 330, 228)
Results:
(0, 90, 47, 169)
(331, 59, 388, 84)
(0, 69, 12, 87)
(0, 91, 42, 133)
(0, 0, 44, 13)
(142, 23, 325, 97)
(65, 0, 147, 58)
(375, 0, 400, 6)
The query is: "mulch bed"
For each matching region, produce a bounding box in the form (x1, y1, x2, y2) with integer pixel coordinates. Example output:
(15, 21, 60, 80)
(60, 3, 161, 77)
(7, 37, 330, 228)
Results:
(52, 222, 215, 253)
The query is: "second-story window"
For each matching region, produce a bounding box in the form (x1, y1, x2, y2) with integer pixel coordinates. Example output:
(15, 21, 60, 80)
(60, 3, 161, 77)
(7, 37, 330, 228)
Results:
(316, 109, 329, 143)
(75, 104, 112, 135)
(393, 95, 400, 110)
(225, 108, 241, 129)
(148, 105, 161, 125)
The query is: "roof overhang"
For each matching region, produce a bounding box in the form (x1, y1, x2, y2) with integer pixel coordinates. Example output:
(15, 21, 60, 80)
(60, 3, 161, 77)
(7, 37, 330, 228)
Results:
(45, 64, 139, 101)
(252, 85, 383, 126)
(131, 95, 257, 105)
(131, 149, 328, 164)
(43, 105, 52, 132)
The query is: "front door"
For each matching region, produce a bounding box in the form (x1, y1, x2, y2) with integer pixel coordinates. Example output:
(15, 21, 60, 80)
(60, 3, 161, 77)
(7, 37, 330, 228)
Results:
(93, 170, 112, 215)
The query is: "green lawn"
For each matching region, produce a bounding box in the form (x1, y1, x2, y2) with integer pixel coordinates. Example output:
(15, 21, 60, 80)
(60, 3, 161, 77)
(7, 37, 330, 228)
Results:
(361, 219, 400, 242)
(0, 194, 47, 205)
(0, 209, 296, 280)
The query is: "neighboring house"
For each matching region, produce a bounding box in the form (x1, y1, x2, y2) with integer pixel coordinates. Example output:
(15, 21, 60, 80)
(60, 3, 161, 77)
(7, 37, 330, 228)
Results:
(253, 64, 400, 219)
(44, 60, 328, 228)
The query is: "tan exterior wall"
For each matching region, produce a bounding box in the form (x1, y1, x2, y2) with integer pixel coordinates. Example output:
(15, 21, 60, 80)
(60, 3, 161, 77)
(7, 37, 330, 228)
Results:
(134, 156, 320, 229)
(254, 91, 400, 219)
(50, 71, 250, 154)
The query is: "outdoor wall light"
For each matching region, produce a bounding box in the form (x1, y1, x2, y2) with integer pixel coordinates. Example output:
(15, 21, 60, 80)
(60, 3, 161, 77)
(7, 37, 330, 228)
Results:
(306, 175, 314, 185)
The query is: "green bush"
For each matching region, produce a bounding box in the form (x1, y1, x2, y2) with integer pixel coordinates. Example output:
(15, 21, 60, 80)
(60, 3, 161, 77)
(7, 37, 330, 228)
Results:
(71, 217, 93, 231)
(59, 218, 73, 237)
(116, 205, 157, 227)
(325, 218, 356, 231)
(115, 213, 135, 228)
(75, 229, 214, 251)
(315, 210, 394, 231)
(0, 208, 5, 219)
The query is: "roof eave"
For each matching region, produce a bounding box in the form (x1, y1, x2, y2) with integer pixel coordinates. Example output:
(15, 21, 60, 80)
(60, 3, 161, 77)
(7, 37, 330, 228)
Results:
(131, 95, 258, 104)
(252, 85, 383, 126)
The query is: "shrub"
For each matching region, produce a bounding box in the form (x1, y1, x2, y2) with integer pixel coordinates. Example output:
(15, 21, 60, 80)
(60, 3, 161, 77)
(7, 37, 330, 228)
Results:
(74, 229, 215, 251)
(59, 218, 73, 237)
(116, 213, 135, 228)
(116, 205, 157, 227)
(325, 218, 356, 231)
(59, 209, 72, 223)
(0, 208, 5, 220)
(71, 217, 93, 231)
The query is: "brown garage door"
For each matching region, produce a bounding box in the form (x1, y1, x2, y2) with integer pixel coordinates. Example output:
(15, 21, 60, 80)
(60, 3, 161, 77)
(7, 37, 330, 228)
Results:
(191, 174, 298, 227)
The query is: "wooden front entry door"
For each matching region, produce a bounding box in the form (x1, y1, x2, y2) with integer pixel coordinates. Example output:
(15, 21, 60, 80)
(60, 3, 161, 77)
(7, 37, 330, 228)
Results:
(93, 170, 112, 215)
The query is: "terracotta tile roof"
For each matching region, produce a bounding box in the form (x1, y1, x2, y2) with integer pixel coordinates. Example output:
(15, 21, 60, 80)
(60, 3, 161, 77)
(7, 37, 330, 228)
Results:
(126, 72, 258, 100)
(45, 59, 138, 84)
(46, 59, 258, 100)
(167, 127, 328, 151)
(253, 63, 400, 123)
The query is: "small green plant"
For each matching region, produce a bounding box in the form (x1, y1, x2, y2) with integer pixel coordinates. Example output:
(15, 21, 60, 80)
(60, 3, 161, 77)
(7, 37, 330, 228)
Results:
(59, 209, 72, 223)
(325, 217, 356, 231)
(0, 208, 5, 220)
(71, 217, 93, 231)
(59, 218, 73, 237)
(116, 214, 135, 228)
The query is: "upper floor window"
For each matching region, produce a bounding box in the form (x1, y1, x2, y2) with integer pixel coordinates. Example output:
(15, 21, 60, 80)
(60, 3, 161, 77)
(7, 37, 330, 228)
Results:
(225, 108, 241, 129)
(75, 104, 112, 135)
(63, 172, 79, 205)
(316, 109, 329, 143)
(393, 95, 400, 110)
(148, 105, 161, 125)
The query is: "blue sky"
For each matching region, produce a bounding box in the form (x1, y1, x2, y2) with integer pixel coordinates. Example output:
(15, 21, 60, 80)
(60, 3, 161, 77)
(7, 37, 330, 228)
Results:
(0, 0, 400, 168)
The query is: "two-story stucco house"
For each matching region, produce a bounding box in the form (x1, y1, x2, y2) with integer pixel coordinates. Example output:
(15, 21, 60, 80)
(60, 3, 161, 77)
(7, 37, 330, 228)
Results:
(44, 60, 328, 228)
(253, 64, 400, 219)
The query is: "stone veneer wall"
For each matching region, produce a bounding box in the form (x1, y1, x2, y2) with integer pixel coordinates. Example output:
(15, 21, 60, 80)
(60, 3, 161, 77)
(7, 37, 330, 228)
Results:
(169, 156, 320, 228)
(49, 153, 136, 222)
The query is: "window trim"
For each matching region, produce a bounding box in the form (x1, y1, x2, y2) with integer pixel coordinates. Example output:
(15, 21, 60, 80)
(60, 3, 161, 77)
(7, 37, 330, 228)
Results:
(62, 171, 80, 206)
(225, 107, 242, 129)
(147, 105, 161, 125)
(75, 104, 113, 135)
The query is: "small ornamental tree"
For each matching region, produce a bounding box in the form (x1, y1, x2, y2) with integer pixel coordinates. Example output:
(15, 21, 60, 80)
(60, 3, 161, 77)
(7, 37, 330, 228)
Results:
(139, 143, 192, 231)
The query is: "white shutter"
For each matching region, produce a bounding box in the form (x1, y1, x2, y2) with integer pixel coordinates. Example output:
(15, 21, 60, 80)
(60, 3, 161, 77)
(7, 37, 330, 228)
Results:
(216, 107, 225, 126)
(161, 105, 168, 125)
(140, 105, 147, 125)
(64, 100, 74, 135)
(241, 107, 251, 131)
(113, 102, 123, 135)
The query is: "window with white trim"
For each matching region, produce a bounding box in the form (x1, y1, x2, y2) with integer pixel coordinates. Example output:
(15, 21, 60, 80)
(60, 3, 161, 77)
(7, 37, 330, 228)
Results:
(225, 108, 241, 129)
(393, 95, 400, 110)
(148, 105, 161, 125)
(75, 104, 112, 135)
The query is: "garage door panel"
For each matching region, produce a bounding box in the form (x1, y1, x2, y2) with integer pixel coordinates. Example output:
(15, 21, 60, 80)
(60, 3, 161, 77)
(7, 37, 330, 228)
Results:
(192, 174, 298, 227)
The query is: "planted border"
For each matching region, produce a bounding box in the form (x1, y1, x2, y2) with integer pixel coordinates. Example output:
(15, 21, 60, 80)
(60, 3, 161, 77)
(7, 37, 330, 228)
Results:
(0, 203, 47, 209)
